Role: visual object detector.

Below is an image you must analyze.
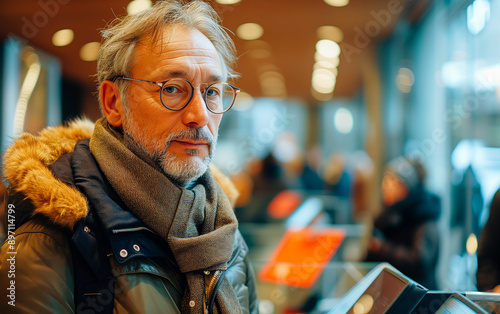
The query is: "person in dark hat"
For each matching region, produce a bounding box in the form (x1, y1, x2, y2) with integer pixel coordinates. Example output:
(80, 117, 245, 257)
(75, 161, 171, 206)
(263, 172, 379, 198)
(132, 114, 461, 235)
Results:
(365, 157, 441, 289)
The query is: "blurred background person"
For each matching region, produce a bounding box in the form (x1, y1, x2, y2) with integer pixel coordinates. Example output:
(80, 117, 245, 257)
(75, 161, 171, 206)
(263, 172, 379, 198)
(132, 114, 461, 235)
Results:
(365, 156, 441, 289)
(236, 152, 289, 223)
(477, 187, 500, 292)
(323, 152, 351, 199)
(350, 151, 376, 222)
(299, 145, 325, 191)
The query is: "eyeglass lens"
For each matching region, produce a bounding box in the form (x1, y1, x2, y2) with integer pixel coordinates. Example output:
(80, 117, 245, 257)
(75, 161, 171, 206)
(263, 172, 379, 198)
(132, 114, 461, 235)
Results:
(160, 79, 236, 113)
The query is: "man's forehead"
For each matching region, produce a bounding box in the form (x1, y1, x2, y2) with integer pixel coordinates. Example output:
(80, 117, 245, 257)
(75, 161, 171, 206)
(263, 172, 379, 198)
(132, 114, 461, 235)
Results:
(131, 25, 225, 80)
(137, 25, 219, 57)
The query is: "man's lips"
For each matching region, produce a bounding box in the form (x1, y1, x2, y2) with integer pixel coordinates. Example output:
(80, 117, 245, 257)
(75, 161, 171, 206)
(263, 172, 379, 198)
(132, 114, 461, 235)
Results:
(172, 140, 209, 148)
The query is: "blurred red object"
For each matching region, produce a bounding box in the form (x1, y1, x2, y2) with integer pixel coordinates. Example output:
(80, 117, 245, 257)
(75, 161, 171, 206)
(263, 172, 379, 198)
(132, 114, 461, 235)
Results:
(258, 227, 345, 288)
(267, 190, 303, 218)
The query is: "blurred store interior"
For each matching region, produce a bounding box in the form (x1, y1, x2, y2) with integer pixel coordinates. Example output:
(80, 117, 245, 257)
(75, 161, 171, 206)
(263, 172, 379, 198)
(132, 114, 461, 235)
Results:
(2, 0, 500, 312)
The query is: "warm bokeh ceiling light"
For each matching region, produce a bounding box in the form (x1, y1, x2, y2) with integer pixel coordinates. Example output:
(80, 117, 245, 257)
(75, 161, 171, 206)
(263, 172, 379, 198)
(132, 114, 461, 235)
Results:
(312, 38, 340, 100)
(245, 40, 271, 50)
(215, 0, 242, 4)
(127, 0, 152, 15)
(245, 40, 272, 59)
(259, 71, 287, 98)
(323, 0, 350, 7)
(316, 25, 344, 43)
(334, 107, 353, 134)
(80, 42, 101, 61)
(311, 88, 333, 101)
(236, 23, 264, 40)
(312, 68, 336, 94)
(314, 56, 340, 68)
(248, 49, 272, 59)
(466, 233, 478, 256)
(314, 62, 338, 76)
(396, 67, 415, 93)
(52, 29, 74, 47)
(316, 39, 341, 59)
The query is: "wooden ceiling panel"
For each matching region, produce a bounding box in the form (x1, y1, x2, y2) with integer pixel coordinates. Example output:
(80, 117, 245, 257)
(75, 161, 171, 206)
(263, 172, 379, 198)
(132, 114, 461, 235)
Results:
(0, 0, 408, 106)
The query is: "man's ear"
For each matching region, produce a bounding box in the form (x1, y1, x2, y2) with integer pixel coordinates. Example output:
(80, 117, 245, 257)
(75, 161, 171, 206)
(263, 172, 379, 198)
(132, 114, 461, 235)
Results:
(100, 80, 124, 127)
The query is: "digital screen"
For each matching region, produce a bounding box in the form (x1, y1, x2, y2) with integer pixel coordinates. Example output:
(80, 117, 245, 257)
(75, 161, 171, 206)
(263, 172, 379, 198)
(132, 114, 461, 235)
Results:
(436, 296, 480, 314)
(347, 269, 407, 314)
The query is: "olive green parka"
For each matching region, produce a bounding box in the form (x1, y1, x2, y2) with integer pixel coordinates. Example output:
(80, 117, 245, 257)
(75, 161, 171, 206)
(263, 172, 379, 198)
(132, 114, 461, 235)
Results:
(0, 119, 258, 313)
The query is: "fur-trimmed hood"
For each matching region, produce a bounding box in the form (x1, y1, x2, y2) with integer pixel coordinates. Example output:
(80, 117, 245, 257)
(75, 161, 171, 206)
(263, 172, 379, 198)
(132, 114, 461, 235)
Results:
(3, 118, 238, 230)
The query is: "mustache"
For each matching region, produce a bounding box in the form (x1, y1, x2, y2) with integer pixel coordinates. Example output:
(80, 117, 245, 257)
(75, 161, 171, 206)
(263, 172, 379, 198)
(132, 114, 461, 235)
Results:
(164, 127, 215, 147)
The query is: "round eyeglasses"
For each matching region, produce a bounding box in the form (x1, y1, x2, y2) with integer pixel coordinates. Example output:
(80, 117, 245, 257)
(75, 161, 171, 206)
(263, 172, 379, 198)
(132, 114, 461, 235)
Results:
(114, 76, 240, 114)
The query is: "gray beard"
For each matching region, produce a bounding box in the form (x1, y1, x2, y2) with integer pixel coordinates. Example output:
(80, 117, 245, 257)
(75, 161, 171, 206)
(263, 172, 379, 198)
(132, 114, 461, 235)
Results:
(123, 114, 216, 187)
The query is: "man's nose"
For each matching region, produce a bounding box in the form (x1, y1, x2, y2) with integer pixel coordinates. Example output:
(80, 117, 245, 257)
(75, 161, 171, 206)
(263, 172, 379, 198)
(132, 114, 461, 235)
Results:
(181, 90, 210, 128)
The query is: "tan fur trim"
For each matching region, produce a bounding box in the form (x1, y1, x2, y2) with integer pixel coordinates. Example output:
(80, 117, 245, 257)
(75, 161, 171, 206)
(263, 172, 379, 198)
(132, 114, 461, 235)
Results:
(210, 164, 239, 207)
(3, 118, 94, 229)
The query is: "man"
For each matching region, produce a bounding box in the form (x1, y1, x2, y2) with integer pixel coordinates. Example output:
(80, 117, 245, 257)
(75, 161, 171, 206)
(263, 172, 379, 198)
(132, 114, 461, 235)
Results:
(0, 1, 258, 313)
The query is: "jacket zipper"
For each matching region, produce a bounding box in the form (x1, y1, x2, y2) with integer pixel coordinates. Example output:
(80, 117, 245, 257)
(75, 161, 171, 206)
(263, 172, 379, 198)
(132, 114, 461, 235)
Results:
(205, 245, 240, 313)
(206, 270, 225, 314)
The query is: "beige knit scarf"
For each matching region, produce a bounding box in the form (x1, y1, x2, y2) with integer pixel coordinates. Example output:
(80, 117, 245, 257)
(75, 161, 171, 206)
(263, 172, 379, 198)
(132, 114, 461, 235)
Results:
(89, 118, 241, 313)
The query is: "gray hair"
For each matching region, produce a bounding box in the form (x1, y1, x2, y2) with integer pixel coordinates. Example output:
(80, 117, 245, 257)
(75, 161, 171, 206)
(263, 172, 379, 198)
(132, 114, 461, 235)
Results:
(96, 0, 238, 112)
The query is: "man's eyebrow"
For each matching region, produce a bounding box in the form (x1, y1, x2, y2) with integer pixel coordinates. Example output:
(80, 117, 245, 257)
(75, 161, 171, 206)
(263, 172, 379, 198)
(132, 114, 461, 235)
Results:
(208, 74, 224, 82)
(161, 71, 224, 83)
(163, 70, 188, 79)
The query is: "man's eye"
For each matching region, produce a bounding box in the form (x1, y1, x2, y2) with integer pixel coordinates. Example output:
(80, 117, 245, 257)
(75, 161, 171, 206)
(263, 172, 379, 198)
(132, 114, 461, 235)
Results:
(206, 88, 220, 97)
(164, 86, 179, 94)
(162, 79, 190, 94)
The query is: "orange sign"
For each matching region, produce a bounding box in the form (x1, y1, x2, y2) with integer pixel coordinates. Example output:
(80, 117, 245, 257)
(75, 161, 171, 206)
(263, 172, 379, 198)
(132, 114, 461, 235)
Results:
(258, 228, 346, 288)
(267, 190, 303, 219)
